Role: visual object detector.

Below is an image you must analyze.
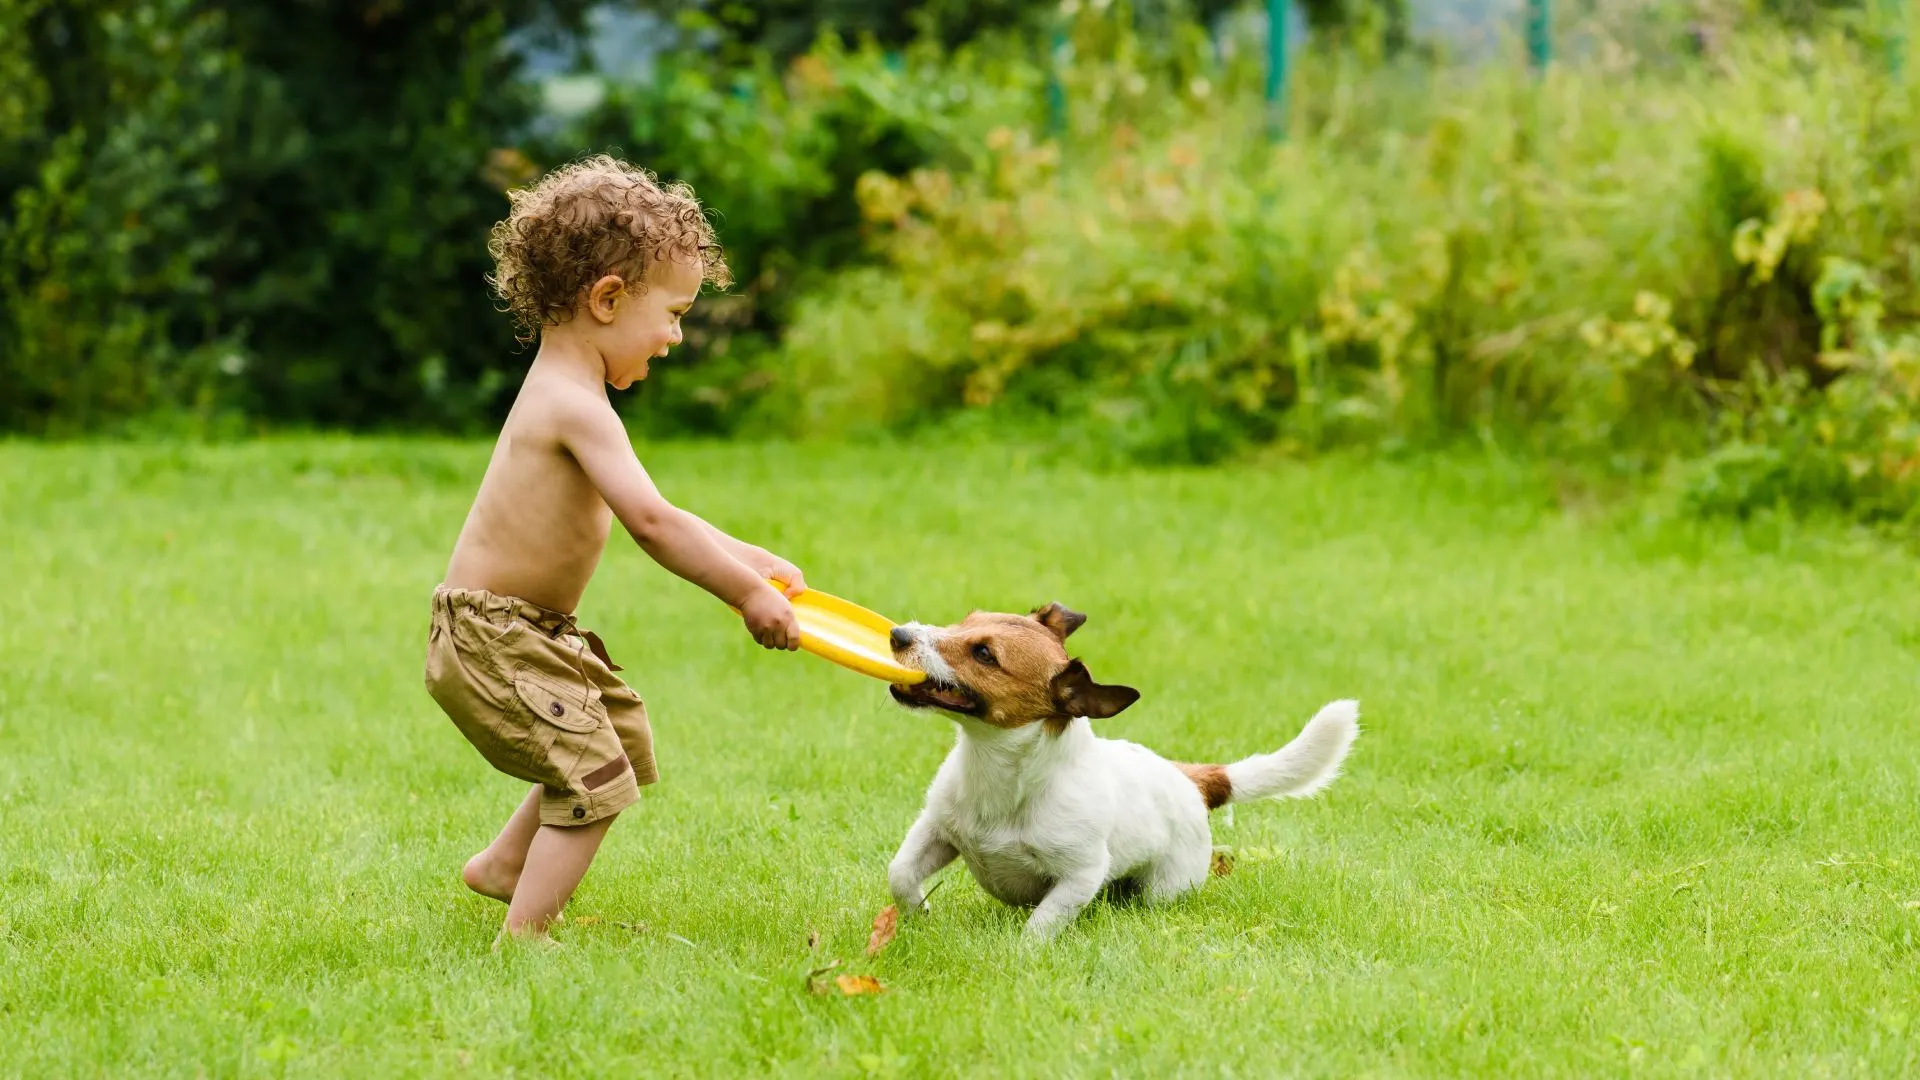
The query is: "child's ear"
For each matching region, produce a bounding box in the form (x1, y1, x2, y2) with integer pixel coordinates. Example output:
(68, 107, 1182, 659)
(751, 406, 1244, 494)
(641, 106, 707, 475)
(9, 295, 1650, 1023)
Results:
(586, 275, 625, 324)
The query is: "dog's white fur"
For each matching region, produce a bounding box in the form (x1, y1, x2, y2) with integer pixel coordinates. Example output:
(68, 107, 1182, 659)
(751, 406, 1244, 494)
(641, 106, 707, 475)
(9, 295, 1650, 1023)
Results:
(887, 620, 1359, 941)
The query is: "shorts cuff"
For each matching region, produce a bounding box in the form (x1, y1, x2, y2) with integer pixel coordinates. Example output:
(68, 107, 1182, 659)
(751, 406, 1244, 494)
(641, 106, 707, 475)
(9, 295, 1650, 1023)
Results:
(538, 771, 640, 827)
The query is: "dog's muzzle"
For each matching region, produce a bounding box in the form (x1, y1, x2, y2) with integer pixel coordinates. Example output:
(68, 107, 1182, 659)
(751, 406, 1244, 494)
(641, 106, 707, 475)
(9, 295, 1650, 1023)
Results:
(889, 680, 981, 715)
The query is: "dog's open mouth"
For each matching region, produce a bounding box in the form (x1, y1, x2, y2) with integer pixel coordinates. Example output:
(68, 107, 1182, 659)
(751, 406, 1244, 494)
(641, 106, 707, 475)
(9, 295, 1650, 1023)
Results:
(889, 680, 980, 715)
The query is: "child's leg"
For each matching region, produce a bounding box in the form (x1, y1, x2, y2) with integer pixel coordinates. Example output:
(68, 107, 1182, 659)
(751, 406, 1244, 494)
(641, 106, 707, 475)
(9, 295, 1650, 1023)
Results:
(463, 785, 543, 902)
(502, 812, 617, 938)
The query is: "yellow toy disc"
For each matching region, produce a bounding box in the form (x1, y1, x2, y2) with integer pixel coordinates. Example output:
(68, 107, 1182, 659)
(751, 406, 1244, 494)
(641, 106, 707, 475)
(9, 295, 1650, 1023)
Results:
(741, 583, 927, 684)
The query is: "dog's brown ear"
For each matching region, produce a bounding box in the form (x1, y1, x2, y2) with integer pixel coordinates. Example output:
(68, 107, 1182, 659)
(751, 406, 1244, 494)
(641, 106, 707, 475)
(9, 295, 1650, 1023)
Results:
(1050, 659, 1139, 720)
(1031, 602, 1088, 641)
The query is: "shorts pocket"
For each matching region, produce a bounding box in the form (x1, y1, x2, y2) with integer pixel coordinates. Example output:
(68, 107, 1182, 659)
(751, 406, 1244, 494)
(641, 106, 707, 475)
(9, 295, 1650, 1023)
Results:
(476, 618, 528, 672)
(512, 671, 603, 734)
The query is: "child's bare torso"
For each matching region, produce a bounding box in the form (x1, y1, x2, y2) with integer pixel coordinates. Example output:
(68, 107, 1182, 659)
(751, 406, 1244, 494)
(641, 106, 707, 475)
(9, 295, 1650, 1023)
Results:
(442, 368, 614, 614)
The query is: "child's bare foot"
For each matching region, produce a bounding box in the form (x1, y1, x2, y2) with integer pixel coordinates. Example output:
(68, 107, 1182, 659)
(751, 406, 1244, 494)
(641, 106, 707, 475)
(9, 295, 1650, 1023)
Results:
(493, 926, 566, 952)
(462, 853, 521, 903)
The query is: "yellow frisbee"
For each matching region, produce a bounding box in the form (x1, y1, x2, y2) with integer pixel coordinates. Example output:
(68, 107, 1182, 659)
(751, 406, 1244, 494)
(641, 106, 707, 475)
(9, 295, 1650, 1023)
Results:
(742, 583, 927, 684)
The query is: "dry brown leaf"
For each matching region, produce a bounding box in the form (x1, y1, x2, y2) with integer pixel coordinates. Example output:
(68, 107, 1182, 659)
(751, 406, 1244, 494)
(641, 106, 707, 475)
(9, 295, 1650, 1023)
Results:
(866, 904, 899, 957)
(807, 928, 820, 952)
(805, 960, 843, 995)
(1210, 849, 1235, 877)
(834, 974, 886, 996)
(571, 916, 603, 926)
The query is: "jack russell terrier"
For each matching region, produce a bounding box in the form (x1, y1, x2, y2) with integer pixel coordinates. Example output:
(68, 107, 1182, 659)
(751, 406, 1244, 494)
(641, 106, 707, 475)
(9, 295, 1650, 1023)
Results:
(886, 603, 1358, 941)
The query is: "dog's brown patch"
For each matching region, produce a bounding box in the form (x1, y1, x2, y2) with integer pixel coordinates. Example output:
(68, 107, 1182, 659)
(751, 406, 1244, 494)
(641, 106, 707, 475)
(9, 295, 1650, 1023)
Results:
(899, 607, 1140, 731)
(1048, 659, 1140, 721)
(1031, 602, 1087, 641)
(1178, 763, 1233, 810)
(928, 613, 1075, 729)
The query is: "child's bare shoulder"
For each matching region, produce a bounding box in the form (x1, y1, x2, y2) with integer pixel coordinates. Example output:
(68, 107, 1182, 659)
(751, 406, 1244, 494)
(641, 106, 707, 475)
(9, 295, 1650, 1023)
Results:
(511, 365, 621, 442)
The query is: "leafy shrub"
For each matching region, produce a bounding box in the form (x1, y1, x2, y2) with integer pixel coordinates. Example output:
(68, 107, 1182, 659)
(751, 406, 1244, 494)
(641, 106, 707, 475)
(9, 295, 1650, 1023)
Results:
(3, 0, 1915, 531)
(0, 0, 248, 433)
(778, 14, 1920, 522)
(1686, 257, 1920, 523)
(0, 0, 592, 433)
(552, 30, 1048, 434)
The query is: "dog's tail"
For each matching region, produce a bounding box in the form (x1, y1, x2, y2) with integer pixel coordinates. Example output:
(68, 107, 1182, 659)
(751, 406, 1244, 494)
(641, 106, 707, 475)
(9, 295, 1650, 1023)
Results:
(1178, 700, 1359, 810)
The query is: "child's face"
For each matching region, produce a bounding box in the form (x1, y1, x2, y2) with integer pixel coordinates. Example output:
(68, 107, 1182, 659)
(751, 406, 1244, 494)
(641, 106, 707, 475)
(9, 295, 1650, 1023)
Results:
(595, 259, 702, 390)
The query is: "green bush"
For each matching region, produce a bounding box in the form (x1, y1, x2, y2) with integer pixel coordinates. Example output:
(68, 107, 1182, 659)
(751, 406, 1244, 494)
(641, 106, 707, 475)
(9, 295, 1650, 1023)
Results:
(208, 2, 596, 429)
(551, 30, 1047, 434)
(1685, 256, 1920, 522)
(777, 14, 1920, 522)
(0, 0, 247, 433)
(0, 0, 591, 433)
(3, 0, 1914, 528)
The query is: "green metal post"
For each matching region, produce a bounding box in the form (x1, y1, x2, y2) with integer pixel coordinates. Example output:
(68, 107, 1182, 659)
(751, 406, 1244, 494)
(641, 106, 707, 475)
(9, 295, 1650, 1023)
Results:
(1047, 23, 1068, 137)
(1265, 0, 1289, 140)
(1885, 0, 1906, 78)
(1526, 0, 1551, 72)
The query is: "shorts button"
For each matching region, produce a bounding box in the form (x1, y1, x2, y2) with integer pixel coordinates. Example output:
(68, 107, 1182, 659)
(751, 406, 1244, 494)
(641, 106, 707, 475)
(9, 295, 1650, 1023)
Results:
(572, 806, 586, 819)
(549, 702, 565, 717)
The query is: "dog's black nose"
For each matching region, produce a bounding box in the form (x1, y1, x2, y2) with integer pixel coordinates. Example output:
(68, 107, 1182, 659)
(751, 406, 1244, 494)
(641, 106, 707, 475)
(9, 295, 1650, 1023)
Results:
(889, 626, 912, 650)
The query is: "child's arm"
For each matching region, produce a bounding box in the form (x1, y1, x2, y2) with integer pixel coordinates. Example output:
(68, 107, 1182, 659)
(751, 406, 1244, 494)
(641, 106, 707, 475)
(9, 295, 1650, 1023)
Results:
(697, 520, 807, 598)
(560, 400, 799, 650)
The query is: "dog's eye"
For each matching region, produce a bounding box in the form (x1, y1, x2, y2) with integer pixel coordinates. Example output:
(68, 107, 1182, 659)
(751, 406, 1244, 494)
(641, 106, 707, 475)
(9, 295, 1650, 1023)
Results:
(971, 644, 997, 666)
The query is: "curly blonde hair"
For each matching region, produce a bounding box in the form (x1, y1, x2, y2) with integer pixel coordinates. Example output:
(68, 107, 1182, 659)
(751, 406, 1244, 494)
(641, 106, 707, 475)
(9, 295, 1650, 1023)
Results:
(486, 154, 731, 341)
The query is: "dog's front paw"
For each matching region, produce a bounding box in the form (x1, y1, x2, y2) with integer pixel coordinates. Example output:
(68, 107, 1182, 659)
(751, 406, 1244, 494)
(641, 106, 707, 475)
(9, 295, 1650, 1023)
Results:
(890, 873, 947, 918)
(1021, 915, 1067, 944)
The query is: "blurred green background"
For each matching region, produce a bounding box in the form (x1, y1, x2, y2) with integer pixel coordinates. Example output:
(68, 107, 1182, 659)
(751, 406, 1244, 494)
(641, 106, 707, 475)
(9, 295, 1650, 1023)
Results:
(3, 0, 1917, 524)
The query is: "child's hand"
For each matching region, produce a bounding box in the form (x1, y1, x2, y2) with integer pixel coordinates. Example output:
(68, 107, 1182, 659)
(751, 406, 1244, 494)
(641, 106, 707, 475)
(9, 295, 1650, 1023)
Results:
(755, 551, 808, 598)
(740, 586, 801, 651)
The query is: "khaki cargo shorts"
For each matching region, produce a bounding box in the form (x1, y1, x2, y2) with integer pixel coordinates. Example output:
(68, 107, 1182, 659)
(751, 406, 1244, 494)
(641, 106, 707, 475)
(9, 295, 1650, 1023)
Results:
(425, 585, 657, 826)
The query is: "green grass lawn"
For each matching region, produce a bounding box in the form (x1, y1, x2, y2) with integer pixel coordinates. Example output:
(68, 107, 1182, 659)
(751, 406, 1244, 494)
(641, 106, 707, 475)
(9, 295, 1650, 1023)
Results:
(3, 437, 1918, 1077)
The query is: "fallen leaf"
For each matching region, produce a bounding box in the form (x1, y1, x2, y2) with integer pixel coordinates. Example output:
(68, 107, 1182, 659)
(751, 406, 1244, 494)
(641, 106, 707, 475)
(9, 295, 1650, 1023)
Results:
(866, 904, 899, 956)
(614, 921, 648, 934)
(1211, 849, 1235, 877)
(807, 928, 820, 952)
(805, 960, 843, 995)
(835, 974, 886, 996)
(571, 916, 603, 926)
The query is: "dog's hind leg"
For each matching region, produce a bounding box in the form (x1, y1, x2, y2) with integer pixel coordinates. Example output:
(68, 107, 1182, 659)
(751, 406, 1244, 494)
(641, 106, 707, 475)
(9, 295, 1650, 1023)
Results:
(888, 814, 959, 914)
(1139, 850, 1208, 905)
